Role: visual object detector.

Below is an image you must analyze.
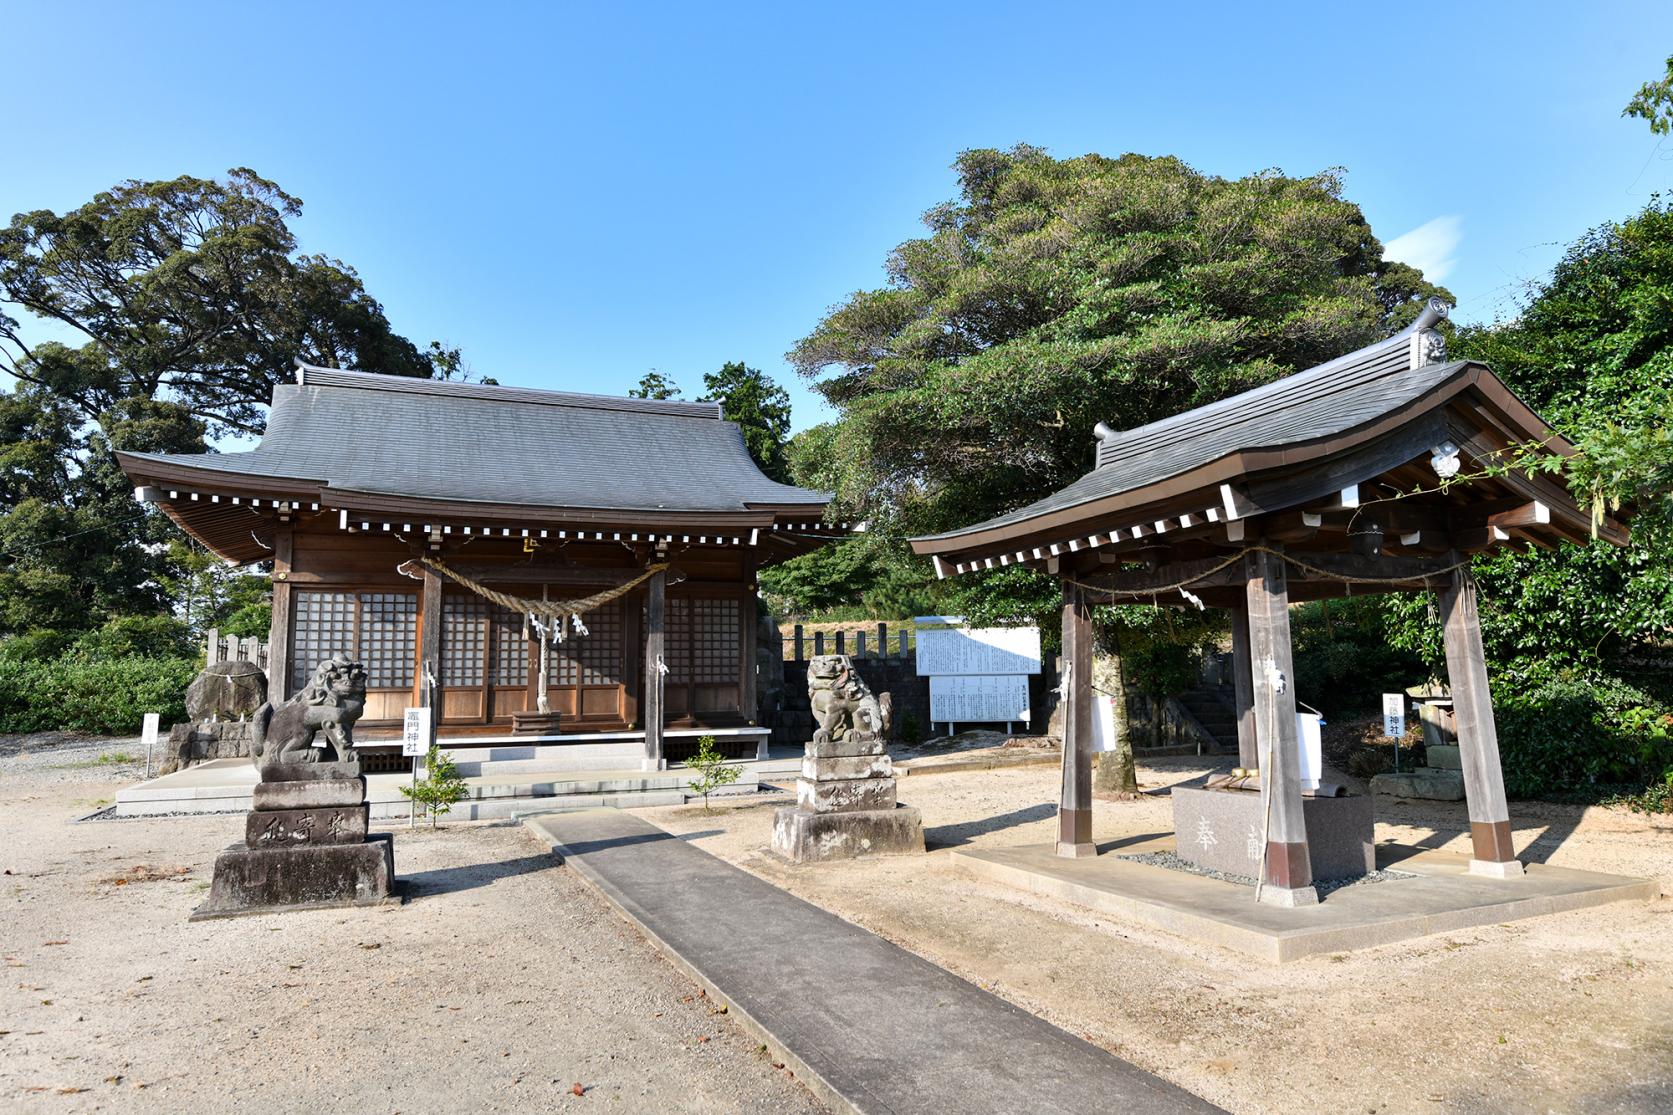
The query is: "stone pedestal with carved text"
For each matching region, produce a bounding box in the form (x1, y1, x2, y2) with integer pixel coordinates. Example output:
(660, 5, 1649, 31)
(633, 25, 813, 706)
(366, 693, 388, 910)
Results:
(192, 761, 395, 918)
(772, 654, 923, 863)
(1171, 786, 1373, 882)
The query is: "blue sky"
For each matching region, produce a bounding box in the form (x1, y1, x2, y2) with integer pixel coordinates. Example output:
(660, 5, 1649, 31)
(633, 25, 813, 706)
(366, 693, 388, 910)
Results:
(4, 1, 1671, 432)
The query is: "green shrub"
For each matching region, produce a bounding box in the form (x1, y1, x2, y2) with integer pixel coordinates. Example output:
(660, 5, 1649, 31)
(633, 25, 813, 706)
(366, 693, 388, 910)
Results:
(1493, 665, 1673, 799)
(67, 614, 195, 661)
(0, 654, 196, 734)
(0, 629, 73, 663)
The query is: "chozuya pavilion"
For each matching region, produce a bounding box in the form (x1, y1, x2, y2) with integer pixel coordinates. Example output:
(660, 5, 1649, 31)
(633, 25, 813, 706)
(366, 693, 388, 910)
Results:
(117, 362, 846, 771)
(911, 298, 1631, 908)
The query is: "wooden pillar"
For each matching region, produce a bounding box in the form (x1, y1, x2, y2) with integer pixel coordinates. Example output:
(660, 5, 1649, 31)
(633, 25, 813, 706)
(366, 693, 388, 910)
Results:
(418, 563, 443, 713)
(1057, 579, 1095, 857)
(794, 624, 804, 663)
(267, 526, 294, 702)
(1245, 547, 1317, 906)
(643, 568, 667, 771)
(1439, 563, 1523, 876)
(1229, 602, 1258, 770)
(740, 560, 759, 725)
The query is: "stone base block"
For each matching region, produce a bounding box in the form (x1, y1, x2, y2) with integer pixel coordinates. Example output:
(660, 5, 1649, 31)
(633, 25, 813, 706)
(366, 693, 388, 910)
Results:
(1171, 786, 1375, 882)
(796, 775, 896, 813)
(1424, 745, 1464, 770)
(1369, 768, 1465, 801)
(192, 833, 395, 919)
(252, 777, 366, 811)
(1469, 857, 1526, 879)
(772, 804, 924, 863)
(802, 754, 892, 782)
(1258, 884, 1320, 908)
(245, 804, 369, 848)
(261, 760, 363, 783)
(161, 721, 255, 774)
(1055, 842, 1097, 859)
(806, 734, 887, 759)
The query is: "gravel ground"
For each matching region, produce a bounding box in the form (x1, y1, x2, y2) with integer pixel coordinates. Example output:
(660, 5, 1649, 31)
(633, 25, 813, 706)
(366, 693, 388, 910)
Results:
(0, 736, 822, 1113)
(637, 757, 1673, 1115)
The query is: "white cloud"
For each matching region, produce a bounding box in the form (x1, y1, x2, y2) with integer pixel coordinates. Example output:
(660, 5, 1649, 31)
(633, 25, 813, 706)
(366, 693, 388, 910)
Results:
(1383, 215, 1463, 283)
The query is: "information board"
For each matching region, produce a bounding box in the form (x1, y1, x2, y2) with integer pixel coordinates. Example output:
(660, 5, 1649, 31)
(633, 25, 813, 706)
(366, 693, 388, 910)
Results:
(402, 707, 432, 757)
(915, 626, 1042, 677)
(1381, 693, 1405, 739)
(929, 675, 1031, 724)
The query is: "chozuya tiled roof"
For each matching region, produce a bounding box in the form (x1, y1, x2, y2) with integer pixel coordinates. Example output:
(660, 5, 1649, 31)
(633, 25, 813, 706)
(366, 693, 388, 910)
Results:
(915, 298, 1474, 546)
(119, 362, 830, 514)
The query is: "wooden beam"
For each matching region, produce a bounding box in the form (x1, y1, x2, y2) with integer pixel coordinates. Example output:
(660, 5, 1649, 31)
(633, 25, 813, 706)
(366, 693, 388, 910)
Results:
(267, 526, 294, 702)
(1245, 546, 1317, 906)
(1439, 563, 1523, 876)
(1057, 579, 1095, 858)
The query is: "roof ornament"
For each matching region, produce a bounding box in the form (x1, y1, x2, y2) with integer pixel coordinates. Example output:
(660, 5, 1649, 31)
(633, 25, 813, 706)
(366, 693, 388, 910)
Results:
(1094, 421, 1118, 444)
(1407, 297, 1451, 370)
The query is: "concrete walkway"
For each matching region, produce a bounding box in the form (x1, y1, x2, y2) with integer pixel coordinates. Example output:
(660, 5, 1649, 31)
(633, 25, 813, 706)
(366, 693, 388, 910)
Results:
(525, 809, 1222, 1115)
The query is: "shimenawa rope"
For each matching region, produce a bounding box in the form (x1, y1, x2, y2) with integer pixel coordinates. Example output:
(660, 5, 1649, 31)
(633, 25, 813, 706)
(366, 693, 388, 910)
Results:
(399, 557, 672, 620)
(1062, 544, 1473, 601)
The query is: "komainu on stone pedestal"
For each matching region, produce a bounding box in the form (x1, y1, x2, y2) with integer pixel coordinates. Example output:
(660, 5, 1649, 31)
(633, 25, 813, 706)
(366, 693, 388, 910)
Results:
(193, 657, 395, 919)
(772, 654, 922, 863)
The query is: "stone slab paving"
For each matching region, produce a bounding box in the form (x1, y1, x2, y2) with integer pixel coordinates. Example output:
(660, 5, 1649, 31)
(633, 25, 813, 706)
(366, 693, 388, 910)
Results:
(952, 836, 1660, 962)
(525, 808, 1222, 1115)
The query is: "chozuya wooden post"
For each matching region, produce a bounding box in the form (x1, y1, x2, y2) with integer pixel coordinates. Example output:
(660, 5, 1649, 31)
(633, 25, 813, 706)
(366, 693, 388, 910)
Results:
(1245, 546, 1318, 906)
(642, 558, 667, 772)
(1439, 561, 1524, 877)
(1056, 578, 1096, 858)
(1229, 601, 1258, 771)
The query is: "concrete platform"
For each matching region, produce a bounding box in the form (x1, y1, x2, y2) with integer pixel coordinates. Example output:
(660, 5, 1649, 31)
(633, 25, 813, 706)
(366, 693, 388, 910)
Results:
(115, 749, 802, 819)
(950, 836, 1659, 963)
(525, 809, 1220, 1115)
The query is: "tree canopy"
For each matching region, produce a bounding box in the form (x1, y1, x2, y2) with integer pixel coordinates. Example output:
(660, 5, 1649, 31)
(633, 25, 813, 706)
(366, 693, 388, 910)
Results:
(700, 361, 792, 484)
(781, 145, 1448, 623)
(0, 168, 438, 438)
(0, 169, 447, 637)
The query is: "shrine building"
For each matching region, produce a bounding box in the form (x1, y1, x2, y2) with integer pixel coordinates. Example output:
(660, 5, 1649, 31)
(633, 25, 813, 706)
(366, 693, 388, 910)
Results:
(116, 363, 845, 771)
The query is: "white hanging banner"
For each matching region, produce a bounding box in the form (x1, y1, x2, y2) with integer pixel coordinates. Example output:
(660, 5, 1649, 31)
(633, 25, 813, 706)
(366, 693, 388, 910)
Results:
(1089, 694, 1117, 752)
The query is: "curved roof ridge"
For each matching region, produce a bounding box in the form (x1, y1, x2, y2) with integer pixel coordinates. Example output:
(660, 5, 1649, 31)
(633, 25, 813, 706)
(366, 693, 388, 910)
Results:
(293, 361, 724, 420)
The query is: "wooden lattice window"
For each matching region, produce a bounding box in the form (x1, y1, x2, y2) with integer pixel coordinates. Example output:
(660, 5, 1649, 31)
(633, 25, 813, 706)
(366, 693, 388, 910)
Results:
(688, 598, 739, 683)
(490, 605, 529, 686)
(441, 597, 489, 687)
(291, 591, 417, 692)
(554, 600, 625, 686)
(292, 592, 355, 693)
(360, 593, 418, 688)
(663, 596, 739, 685)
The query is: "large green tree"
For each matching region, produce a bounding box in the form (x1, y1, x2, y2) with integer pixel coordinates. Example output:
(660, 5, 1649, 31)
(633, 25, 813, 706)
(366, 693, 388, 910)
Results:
(0, 169, 448, 637)
(0, 168, 436, 437)
(786, 146, 1447, 620)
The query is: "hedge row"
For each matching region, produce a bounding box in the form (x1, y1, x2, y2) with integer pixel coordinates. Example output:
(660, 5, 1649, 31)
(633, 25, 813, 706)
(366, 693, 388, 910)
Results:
(1494, 671, 1673, 799)
(0, 655, 198, 735)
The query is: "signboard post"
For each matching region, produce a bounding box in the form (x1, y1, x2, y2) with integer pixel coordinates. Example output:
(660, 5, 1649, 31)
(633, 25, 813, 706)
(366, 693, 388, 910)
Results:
(402, 707, 431, 829)
(1382, 693, 1405, 772)
(141, 712, 160, 779)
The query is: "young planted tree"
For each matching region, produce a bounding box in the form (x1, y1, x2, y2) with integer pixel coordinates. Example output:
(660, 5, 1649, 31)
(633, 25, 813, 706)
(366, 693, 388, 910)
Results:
(686, 734, 741, 810)
(401, 743, 471, 828)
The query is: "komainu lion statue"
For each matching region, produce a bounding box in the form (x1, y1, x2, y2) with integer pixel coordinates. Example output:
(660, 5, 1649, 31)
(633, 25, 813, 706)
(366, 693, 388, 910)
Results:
(808, 654, 892, 744)
(250, 656, 368, 773)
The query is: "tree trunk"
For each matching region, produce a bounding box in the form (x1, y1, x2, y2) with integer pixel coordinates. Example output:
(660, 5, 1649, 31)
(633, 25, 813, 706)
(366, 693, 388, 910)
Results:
(1094, 633, 1139, 798)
